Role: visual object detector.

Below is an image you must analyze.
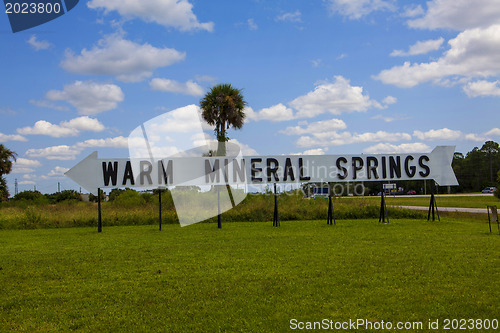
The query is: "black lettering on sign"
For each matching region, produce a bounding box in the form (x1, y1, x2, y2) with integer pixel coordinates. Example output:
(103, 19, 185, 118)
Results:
(299, 158, 311, 181)
(158, 160, 173, 185)
(267, 158, 279, 182)
(389, 156, 401, 178)
(232, 159, 245, 183)
(336, 157, 348, 180)
(381, 156, 387, 178)
(102, 161, 118, 186)
(251, 158, 262, 182)
(205, 159, 220, 183)
(283, 158, 295, 181)
(367, 156, 379, 180)
(122, 161, 135, 186)
(418, 155, 430, 177)
(404, 155, 416, 178)
(352, 157, 364, 180)
(140, 161, 153, 185)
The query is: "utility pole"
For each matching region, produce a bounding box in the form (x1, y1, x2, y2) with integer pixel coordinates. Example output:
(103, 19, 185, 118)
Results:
(58, 182, 60, 193)
(14, 178, 18, 195)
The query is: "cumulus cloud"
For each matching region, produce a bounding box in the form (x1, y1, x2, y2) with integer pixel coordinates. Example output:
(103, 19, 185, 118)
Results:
(26, 145, 82, 160)
(463, 80, 500, 97)
(407, 0, 500, 30)
(17, 116, 106, 138)
(276, 10, 302, 23)
(45, 81, 124, 115)
(303, 148, 327, 155)
(485, 128, 500, 136)
(324, 0, 396, 19)
(413, 128, 463, 141)
(11, 158, 42, 174)
(280, 119, 347, 135)
(363, 142, 432, 154)
(25, 136, 131, 160)
(374, 25, 500, 88)
(150, 78, 204, 96)
(247, 104, 294, 122)
(295, 130, 412, 148)
(391, 38, 444, 57)
(61, 34, 185, 82)
(290, 76, 384, 118)
(0, 133, 27, 142)
(75, 136, 129, 149)
(247, 18, 258, 30)
(87, 0, 214, 32)
(27, 35, 51, 51)
(47, 166, 70, 177)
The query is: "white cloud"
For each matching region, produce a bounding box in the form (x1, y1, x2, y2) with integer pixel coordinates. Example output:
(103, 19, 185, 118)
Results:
(463, 80, 500, 97)
(47, 166, 70, 177)
(248, 103, 294, 122)
(276, 10, 302, 23)
(87, 0, 214, 32)
(150, 78, 204, 96)
(401, 4, 424, 18)
(324, 0, 396, 20)
(11, 158, 42, 174)
(61, 34, 185, 82)
(247, 18, 258, 30)
(17, 116, 106, 138)
(26, 145, 82, 160)
(375, 25, 500, 88)
(407, 0, 500, 30)
(280, 119, 347, 135)
(27, 35, 51, 51)
(295, 130, 411, 148)
(19, 181, 35, 185)
(25, 135, 131, 160)
(75, 136, 129, 148)
(413, 128, 463, 141)
(290, 76, 383, 118)
(382, 96, 397, 105)
(0, 133, 27, 142)
(464, 133, 487, 142)
(46, 81, 124, 115)
(391, 38, 444, 57)
(485, 128, 500, 136)
(364, 142, 431, 154)
(303, 148, 327, 155)
(14, 158, 42, 168)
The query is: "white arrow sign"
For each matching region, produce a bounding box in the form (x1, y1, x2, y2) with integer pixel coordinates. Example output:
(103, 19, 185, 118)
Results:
(65, 146, 458, 195)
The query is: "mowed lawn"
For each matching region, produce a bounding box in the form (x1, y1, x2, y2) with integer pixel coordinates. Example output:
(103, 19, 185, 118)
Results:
(0, 219, 499, 332)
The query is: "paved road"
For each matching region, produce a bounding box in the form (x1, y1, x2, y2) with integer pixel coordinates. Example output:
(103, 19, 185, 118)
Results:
(394, 205, 488, 214)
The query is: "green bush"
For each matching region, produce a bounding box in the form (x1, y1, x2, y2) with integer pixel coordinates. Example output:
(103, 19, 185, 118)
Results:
(12, 190, 49, 204)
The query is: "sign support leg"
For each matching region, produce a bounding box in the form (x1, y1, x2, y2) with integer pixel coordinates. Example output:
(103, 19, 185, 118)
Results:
(379, 190, 389, 224)
(427, 182, 440, 222)
(158, 189, 162, 231)
(327, 183, 335, 225)
(273, 183, 280, 227)
(217, 187, 222, 229)
(97, 188, 102, 233)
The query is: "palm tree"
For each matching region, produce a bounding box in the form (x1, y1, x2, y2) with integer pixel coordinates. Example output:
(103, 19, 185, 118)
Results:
(0, 144, 17, 200)
(0, 144, 17, 176)
(200, 83, 246, 156)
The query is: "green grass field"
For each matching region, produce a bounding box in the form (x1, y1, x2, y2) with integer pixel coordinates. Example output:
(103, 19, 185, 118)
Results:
(1, 219, 499, 332)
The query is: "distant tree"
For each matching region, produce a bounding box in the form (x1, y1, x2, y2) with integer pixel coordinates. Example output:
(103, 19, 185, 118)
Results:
(0, 144, 17, 200)
(200, 83, 246, 156)
(46, 190, 82, 203)
(480, 141, 499, 183)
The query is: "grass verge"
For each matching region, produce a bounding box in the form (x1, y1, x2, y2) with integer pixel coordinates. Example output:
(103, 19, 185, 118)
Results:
(0, 219, 499, 331)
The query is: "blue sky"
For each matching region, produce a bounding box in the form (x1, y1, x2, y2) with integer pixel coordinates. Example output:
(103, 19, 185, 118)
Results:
(2, 0, 500, 194)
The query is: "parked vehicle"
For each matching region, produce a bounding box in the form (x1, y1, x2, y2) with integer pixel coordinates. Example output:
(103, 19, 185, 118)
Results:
(407, 190, 417, 195)
(482, 187, 497, 193)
